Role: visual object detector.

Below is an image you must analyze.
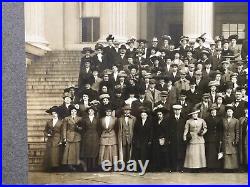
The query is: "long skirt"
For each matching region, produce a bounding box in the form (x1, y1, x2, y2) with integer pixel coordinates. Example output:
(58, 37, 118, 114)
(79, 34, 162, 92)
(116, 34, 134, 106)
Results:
(62, 142, 80, 165)
(98, 144, 118, 165)
(184, 143, 206, 168)
(205, 142, 222, 169)
(224, 154, 239, 169)
(44, 145, 62, 169)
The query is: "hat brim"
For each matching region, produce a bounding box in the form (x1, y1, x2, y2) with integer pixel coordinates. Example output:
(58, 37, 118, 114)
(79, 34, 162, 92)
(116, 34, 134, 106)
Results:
(188, 110, 200, 115)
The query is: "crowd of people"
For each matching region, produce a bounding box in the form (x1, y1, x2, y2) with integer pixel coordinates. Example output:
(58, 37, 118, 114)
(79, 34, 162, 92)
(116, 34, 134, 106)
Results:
(43, 33, 248, 173)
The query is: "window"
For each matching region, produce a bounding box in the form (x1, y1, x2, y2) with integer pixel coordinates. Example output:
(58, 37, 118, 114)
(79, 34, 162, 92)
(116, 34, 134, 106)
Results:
(222, 23, 246, 41)
(82, 17, 100, 42)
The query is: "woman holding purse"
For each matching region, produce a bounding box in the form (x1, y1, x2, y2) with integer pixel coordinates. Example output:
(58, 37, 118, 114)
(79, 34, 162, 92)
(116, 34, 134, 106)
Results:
(183, 108, 207, 172)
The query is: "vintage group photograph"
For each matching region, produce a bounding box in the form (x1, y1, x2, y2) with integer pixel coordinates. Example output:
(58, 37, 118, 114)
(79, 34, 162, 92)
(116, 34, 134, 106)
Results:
(25, 2, 248, 184)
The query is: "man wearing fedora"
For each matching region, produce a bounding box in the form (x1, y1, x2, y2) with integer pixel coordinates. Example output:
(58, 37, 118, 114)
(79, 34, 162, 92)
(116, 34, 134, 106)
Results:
(195, 93, 212, 119)
(118, 105, 136, 163)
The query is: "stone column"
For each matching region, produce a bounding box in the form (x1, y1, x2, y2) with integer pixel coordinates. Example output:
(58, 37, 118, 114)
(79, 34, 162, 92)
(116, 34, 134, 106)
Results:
(183, 2, 214, 45)
(25, 2, 49, 47)
(99, 2, 128, 43)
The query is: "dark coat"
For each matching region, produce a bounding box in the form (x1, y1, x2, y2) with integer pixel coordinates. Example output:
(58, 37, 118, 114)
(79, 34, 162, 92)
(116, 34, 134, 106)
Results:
(43, 119, 63, 169)
(239, 116, 248, 165)
(131, 99, 152, 117)
(132, 117, 153, 162)
(168, 115, 186, 170)
(80, 116, 100, 159)
(186, 89, 202, 107)
(58, 104, 73, 119)
(233, 100, 247, 119)
(152, 118, 171, 170)
(204, 116, 223, 169)
(103, 46, 116, 68)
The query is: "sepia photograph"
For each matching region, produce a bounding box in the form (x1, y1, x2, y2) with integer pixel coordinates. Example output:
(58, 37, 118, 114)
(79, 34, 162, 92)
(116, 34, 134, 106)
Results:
(24, 2, 248, 184)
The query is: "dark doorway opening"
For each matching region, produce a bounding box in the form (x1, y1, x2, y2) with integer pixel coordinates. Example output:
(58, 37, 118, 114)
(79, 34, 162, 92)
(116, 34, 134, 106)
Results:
(169, 24, 183, 46)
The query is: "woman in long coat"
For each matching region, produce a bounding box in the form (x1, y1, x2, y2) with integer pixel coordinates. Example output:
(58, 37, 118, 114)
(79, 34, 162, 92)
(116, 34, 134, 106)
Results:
(132, 107, 153, 170)
(98, 106, 118, 166)
(80, 106, 100, 171)
(152, 107, 171, 172)
(62, 105, 82, 171)
(204, 105, 223, 171)
(183, 108, 207, 171)
(43, 106, 63, 171)
(239, 107, 248, 171)
(222, 105, 240, 170)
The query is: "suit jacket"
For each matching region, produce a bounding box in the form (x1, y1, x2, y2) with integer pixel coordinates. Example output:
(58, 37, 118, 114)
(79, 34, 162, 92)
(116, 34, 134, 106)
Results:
(222, 70, 234, 83)
(222, 117, 239, 154)
(118, 115, 136, 160)
(44, 119, 63, 147)
(91, 54, 107, 71)
(91, 77, 102, 92)
(186, 89, 202, 107)
(202, 69, 214, 81)
(58, 104, 73, 119)
(233, 100, 248, 119)
(195, 102, 212, 119)
(169, 72, 180, 83)
(100, 116, 118, 145)
(194, 78, 208, 94)
(104, 46, 116, 68)
(145, 89, 161, 107)
(194, 46, 209, 60)
(184, 118, 207, 144)
(62, 116, 82, 142)
(166, 86, 177, 108)
(155, 83, 169, 91)
(78, 68, 93, 90)
(174, 78, 190, 96)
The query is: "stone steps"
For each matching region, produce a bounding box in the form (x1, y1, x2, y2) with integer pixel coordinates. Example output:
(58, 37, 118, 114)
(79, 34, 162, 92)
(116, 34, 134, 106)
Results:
(27, 51, 81, 171)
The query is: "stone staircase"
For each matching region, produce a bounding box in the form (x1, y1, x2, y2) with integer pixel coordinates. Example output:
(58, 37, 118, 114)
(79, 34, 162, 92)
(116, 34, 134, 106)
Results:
(27, 51, 81, 171)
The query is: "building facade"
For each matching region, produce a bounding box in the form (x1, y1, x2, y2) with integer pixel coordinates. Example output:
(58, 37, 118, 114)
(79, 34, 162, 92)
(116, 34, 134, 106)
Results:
(24, 2, 248, 57)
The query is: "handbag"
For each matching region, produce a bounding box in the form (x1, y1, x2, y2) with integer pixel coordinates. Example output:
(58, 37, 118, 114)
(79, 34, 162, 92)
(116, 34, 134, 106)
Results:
(217, 141, 223, 160)
(186, 124, 192, 143)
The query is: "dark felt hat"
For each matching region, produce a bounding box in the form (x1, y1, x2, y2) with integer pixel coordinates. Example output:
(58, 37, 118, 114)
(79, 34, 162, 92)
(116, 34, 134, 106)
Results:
(228, 34, 238, 41)
(46, 106, 61, 114)
(81, 47, 94, 54)
(106, 34, 114, 41)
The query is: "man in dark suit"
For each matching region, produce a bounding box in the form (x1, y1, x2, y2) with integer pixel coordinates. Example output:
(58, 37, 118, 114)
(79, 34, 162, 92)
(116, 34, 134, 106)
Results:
(146, 37, 160, 59)
(115, 44, 128, 69)
(233, 89, 248, 119)
(78, 61, 93, 91)
(194, 70, 208, 94)
(186, 63, 196, 81)
(168, 105, 186, 172)
(131, 90, 152, 117)
(103, 34, 116, 68)
(186, 79, 202, 107)
(175, 90, 192, 120)
(168, 63, 180, 84)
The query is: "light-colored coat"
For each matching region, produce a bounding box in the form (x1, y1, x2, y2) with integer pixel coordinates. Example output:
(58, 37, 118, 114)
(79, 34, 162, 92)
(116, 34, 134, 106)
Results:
(117, 115, 136, 161)
(145, 88, 161, 108)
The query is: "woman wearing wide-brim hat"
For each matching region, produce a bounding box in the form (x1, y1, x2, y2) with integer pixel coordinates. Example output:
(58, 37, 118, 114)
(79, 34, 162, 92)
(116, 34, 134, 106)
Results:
(80, 105, 100, 171)
(43, 106, 63, 171)
(221, 104, 240, 171)
(183, 108, 207, 172)
(204, 104, 223, 171)
(61, 105, 83, 171)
